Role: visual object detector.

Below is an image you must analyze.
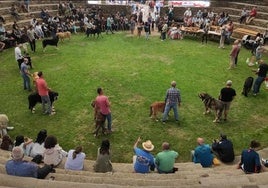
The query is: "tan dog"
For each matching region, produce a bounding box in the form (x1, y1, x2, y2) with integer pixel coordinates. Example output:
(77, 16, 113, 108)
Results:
(56, 31, 71, 42)
(32, 72, 39, 86)
(149, 101, 166, 121)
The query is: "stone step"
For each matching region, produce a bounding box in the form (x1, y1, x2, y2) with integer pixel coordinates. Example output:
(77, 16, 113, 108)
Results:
(212, 7, 268, 21)
(0, 4, 58, 15)
(229, 14, 268, 28)
(228, 2, 268, 13)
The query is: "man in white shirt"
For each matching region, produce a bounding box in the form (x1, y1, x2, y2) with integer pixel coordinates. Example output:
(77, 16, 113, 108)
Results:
(14, 42, 23, 69)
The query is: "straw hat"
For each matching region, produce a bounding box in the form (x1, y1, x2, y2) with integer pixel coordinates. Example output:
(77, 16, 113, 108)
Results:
(142, 140, 154, 151)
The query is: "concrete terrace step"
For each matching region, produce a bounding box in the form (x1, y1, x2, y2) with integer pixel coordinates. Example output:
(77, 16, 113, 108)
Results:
(213, 7, 268, 21)
(228, 2, 268, 13)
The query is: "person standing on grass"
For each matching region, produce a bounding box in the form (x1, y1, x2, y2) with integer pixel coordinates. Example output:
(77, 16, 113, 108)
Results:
(253, 60, 268, 96)
(27, 25, 36, 52)
(234, 39, 241, 66)
(162, 81, 181, 124)
(36, 71, 55, 116)
(155, 142, 178, 174)
(14, 42, 24, 69)
(95, 87, 112, 133)
(228, 40, 239, 69)
(218, 80, 236, 122)
(161, 21, 168, 41)
(20, 58, 32, 91)
(218, 25, 227, 49)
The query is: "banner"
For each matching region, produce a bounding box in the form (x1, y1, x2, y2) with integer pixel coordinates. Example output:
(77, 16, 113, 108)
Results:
(168, 1, 210, 7)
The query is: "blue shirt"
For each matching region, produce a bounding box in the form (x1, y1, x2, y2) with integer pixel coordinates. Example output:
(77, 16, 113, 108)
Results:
(240, 149, 261, 173)
(6, 160, 38, 178)
(193, 144, 213, 167)
(134, 147, 155, 173)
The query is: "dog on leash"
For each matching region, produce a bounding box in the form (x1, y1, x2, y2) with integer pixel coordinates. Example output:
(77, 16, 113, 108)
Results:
(242, 77, 254, 97)
(56, 31, 71, 42)
(149, 101, 166, 121)
(91, 100, 106, 137)
(42, 36, 59, 52)
(198, 93, 224, 123)
(28, 91, 58, 113)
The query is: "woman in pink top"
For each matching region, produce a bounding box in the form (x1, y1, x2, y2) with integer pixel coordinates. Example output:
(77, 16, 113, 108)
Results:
(95, 87, 112, 133)
(228, 40, 239, 69)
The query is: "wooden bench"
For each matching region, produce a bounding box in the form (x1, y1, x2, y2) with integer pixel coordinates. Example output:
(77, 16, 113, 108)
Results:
(233, 28, 259, 37)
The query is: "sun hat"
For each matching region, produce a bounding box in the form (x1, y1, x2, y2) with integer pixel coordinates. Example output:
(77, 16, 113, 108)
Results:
(142, 140, 154, 151)
(12, 146, 24, 160)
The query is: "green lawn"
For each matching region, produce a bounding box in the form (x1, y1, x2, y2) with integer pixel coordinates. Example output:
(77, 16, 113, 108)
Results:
(1, 32, 268, 163)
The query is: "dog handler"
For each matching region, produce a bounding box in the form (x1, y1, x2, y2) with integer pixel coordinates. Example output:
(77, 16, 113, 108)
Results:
(218, 80, 236, 122)
(162, 81, 181, 124)
(36, 71, 55, 116)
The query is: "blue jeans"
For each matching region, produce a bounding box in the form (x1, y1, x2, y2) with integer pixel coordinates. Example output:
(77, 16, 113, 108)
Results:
(253, 76, 265, 94)
(162, 103, 179, 122)
(22, 74, 31, 91)
(41, 95, 52, 114)
(103, 113, 112, 131)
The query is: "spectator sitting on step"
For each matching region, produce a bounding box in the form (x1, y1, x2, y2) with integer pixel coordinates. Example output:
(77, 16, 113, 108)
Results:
(238, 140, 262, 173)
(239, 7, 248, 24)
(155, 142, 178, 174)
(0, 134, 14, 151)
(133, 137, 155, 173)
(93, 139, 113, 173)
(43, 135, 67, 167)
(212, 134, 235, 163)
(14, 135, 33, 156)
(29, 129, 47, 158)
(10, 4, 20, 21)
(0, 114, 14, 137)
(0, 15, 5, 24)
(191, 137, 213, 168)
(65, 146, 86, 171)
(246, 6, 257, 24)
(6, 146, 55, 179)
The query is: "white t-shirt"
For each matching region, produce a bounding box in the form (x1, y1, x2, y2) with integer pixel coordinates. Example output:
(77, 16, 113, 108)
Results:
(64, 149, 86, 170)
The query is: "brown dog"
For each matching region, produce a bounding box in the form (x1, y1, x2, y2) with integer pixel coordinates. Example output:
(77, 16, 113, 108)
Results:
(91, 100, 106, 137)
(149, 101, 166, 121)
(198, 92, 224, 123)
(56, 31, 71, 42)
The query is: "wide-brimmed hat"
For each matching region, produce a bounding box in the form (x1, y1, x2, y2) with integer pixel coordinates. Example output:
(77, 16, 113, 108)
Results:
(142, 140, 154, 151)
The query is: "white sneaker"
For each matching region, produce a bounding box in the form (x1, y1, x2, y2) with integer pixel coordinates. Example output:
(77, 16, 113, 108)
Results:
(7, 127, 14, 130)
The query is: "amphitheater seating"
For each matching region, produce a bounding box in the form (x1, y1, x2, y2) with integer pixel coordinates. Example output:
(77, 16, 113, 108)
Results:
(1, 148, 268, 187)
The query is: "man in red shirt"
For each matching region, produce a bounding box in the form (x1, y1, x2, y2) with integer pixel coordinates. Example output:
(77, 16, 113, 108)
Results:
(246, 6, 257, 24)
(95, 87, 112, 133)
(36, 71, 54, 115)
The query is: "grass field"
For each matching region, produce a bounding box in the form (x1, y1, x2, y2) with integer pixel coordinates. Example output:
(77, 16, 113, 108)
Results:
(1, 31, 268, 163)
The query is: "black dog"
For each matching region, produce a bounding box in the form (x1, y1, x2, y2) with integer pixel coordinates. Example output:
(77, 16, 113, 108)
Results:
(28, 91, 59, 113)
(42, 36, 59, 51)
(242, 77, 254, 97)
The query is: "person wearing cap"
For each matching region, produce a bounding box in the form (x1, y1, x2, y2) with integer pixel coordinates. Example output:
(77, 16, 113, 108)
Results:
(36, 71, 55, 115)
(155, 142, 178, 173)
(192, 137, 213, 168)
(253, 60, 268, 96)
(162, 81, 181, 124)
(133, 137, 155, 173)
(212, 134, 234, 163)
(238, 140, 261, 173)
(5, 146, 54, 179)
(218, 80, 236, 122)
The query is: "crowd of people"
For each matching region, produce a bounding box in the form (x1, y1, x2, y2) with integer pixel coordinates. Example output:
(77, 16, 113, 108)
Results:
(0, 0, 268, 182)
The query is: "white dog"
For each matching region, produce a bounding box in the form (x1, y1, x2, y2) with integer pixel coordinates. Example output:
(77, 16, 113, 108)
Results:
(0, 114, 14, 137)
